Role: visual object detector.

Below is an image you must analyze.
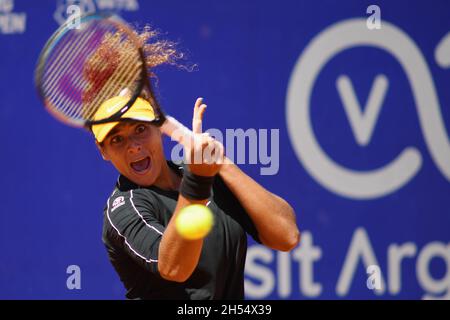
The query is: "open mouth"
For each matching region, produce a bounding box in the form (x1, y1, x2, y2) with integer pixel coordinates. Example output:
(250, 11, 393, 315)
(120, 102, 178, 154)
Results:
(130, 157, 151, 174)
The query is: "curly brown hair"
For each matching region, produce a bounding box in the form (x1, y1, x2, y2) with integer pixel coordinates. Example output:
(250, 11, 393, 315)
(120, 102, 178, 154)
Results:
(139, 25, 186, 74)
(82, 23, 190, 113)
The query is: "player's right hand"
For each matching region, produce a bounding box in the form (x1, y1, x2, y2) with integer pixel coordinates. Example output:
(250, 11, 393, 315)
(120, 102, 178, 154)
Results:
(185, 98, 224, 177)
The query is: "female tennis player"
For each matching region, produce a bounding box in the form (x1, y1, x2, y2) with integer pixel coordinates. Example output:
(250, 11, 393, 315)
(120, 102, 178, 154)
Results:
(92, 28, 300, 300)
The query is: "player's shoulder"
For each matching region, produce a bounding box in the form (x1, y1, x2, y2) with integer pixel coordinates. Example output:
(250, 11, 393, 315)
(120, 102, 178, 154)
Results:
(105, 188, 130, 214)
(105, 187, 158, 214)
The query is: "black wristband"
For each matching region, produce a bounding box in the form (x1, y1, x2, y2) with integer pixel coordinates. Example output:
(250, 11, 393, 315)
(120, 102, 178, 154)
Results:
(180, 170, 215, 200)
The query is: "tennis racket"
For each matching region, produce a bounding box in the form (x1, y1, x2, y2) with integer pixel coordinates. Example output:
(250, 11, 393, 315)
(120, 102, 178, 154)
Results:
(34, 12, 192, 143)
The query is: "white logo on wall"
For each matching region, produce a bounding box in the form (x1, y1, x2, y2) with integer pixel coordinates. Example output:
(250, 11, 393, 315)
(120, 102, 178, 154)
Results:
(286, 19, 450, 199)
(0, 0, 26, 34)
(54, 0, 139, 26)
(245, 229, 450, 299)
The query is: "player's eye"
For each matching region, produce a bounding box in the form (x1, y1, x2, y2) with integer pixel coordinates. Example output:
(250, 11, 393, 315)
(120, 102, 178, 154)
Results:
(111, 135, 124, 145)
(136, 124, 147, 135)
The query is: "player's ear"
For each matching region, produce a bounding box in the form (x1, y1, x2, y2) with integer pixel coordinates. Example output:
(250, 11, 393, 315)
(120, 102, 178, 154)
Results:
(95, 141, 110, 161)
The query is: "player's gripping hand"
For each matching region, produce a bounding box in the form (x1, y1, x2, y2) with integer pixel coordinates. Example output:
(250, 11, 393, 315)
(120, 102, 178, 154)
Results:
(185, 97, 224, 177)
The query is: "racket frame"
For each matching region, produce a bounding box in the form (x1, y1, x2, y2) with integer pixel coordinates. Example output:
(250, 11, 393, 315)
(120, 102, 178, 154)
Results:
(35, 12, 166, 131)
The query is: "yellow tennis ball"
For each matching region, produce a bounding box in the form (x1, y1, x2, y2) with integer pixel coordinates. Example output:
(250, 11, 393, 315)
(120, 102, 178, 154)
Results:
(175, 204, 214, 240)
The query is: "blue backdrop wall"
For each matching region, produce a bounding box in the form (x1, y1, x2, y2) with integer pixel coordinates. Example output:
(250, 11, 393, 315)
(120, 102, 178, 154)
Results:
(0, 0, 449, 299)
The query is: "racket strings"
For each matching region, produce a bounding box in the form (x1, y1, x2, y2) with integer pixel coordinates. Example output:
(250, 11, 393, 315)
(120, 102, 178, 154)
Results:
(81, 31, 143, 120)
(39, 20, 144, 123)
(82, 57, 141, 120)
(81, 31, 124, 105)
(43, 26, 103, 120)
(43, 27, 96, 93)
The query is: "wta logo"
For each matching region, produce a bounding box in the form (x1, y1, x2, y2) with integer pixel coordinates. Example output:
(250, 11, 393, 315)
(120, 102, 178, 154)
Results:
(286, 18, 450, 200)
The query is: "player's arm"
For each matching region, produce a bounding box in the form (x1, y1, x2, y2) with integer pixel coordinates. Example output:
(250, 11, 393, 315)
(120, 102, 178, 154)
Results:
(191, 97, 300, 252)
(219, 159, 300, 252)
(157, 195, 207, 282)
(105, 183, 215, 283)
(158, 100, 223, 282)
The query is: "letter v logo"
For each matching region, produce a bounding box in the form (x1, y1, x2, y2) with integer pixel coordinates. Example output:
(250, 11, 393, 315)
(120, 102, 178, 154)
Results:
(336, 74, 388, 146)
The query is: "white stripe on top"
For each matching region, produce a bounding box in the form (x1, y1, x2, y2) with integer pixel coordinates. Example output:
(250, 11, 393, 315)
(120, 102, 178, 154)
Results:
(106, 191, 159, 263)
(130, 190, 164, 236)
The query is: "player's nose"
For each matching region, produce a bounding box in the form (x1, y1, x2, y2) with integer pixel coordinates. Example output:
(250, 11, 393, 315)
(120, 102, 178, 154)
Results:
(127, 139, 142, 154)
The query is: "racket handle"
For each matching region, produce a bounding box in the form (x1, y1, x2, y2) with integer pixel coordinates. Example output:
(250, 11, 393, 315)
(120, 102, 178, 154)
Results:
(161, 116, 194, 145)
